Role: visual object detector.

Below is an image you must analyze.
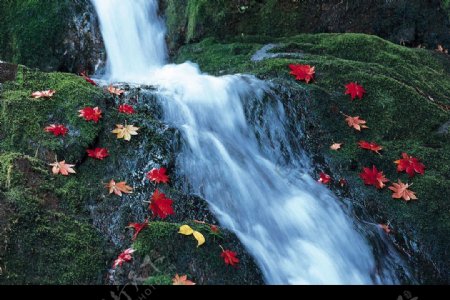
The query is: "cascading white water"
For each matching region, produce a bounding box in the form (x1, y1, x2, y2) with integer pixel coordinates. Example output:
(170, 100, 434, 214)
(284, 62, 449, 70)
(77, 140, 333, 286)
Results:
(92, 0, 398, 284)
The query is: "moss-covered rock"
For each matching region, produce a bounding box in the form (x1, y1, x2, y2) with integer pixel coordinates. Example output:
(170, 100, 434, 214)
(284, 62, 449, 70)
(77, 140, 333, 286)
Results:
(174, 33, 450, 283)
(163, 0, 450, 51)
(0, 0, 103, 72)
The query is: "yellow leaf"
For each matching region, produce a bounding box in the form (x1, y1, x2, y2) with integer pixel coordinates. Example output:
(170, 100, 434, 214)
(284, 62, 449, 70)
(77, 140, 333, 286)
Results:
(178, 225, 194, 235)
(193, 231, 205, 247)
(112, 124, 140, 141)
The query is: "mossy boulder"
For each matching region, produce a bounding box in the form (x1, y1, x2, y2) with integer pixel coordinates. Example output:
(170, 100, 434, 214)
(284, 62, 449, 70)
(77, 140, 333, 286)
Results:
(174, 33, 450, 283)
(162, 0, 450, 52)
(0, 0, 103, 73)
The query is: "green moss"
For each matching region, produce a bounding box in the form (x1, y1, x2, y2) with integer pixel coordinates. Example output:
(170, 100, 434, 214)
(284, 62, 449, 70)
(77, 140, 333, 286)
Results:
(143, 275, 172, 285)
(132, 221, 263, 285)
(0, 65, 105, 163)
(175, 33, 450, 282)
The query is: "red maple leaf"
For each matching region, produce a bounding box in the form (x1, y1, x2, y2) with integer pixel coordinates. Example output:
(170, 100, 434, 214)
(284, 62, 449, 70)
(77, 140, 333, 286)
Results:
(360, 165, 389, 189)
(358, 140, 383, 154)
(80, 71, 97, 86)
(113, 248, 135, 268)
(210, 225, 219, 233)
(149, 189, 174, 219)
(345, 82, 366, 100)
(394, 153, 425, 177)
(87, 148, 109, 160)
(128, 219, 149, 241)
(221, 249, 239, 267)
(44, 124, 68, 136)
(289, 64, 315, 83)
(118, 104, 135, 114)
(78, 106, 102, 123)
(146, 167, 169, 184)
(318, 172, 331, 184)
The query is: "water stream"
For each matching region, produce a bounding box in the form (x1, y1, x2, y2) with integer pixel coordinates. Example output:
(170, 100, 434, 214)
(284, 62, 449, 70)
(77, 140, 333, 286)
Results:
(91, 0, 402, 284)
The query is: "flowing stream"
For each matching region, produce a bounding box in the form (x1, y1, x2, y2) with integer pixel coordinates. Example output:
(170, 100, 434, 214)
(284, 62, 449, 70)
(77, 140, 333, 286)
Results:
(91, 0, 402, 284)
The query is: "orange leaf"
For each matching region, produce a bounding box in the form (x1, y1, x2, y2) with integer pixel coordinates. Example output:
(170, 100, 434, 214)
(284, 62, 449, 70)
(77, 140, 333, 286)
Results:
(31, 90, 56, 99)
(108, 85, 125, 96)
(388, 180, 418, 201)
(345, 115, 368, 131)
(172, 274, 195, 285)
(378, 224, 391, 234)
(49, 160, 76, 176)
(105, 179, 133, 196)
(330, 143, 343, 151)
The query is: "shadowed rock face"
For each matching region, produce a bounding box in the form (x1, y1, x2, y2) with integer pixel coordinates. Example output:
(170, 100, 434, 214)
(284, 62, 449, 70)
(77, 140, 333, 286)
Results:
(0, 63, 17, 83)
(0, 0, 449, 72)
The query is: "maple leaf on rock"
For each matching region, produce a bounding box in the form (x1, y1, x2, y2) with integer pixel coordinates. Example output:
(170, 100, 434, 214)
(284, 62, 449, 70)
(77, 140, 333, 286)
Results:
(44, 124, 68, 136)
(210, 225, 219, 233)
(318, 172, 331, 184)
(289, 64, 315, 83)
(128, 219, 148, 240)
(80, 71, 97, 86)
(345, 82, 366, 100)
(87, 148, 109, 160)
(394, 153, 425, 177)
(113, 248, 135, 268)
(118, 104, 135, 114)
(389, 180, 418, 201)
(149, 189, 174, 219)
(112, 124, 140, 141)
(172, 274, 195, 285)
(108, 85, 125, 96)
(79, 106, 102, 123)
(49, 160, 76, 176)
(358, 140, 383, 154)
(105, 179, 133, 196)
(360, 165, 389, 189)
(31, 90, 56, 99)
(378, 224, 391, 234)
(345, 115, 368, 131)
(221, 249, 239, 267)
(146, 167, 169, 184)
(330, 143, 343, 151)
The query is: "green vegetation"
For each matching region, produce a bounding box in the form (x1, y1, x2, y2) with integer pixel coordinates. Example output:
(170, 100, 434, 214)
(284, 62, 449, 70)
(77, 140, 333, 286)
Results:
(175, 33, 450, 283)
(133, 221, 263, 285)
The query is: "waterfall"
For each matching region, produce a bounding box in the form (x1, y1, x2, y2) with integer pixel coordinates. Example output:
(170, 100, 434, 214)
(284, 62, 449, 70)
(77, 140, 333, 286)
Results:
(91, 0, 399, 284)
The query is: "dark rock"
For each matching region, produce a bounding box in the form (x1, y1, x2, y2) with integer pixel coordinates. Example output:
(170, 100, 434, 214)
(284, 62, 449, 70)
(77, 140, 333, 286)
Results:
(0, 62, 17, 83)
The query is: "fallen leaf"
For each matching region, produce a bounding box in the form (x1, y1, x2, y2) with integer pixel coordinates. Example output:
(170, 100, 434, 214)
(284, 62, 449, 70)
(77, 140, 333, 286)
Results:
(345, 82, 366, 100)
(146, 167, 169, 184)
(49, 160, 76, 176)
(128, 220, 148, 240)
(289, 64, 315, 83)
(330, 143, 343, 151)
(178, 225, 194, 236)
(172, 274, 195, 285)
(113, 248, 135, 268)
(118, 104, 135, 114)
(210, 225, 219, 233)
(79, 106, 102, 123)
(80, 71, 97, 86)
(108, 85, 125, 96)
(193, 231, 205, 247)
(360, 165, 389, 189)
(44, 124, 68, 136)
(318, 172, 331, 184)
(87, 148, 109, 160)
(149, 189, 174, 219)
(394, 153, 425, 177)
(378, 224, 391, 234)
(31, 90, 56, 99)
(106, 179, 133, 196)
(221, 249, 239, 267)
(345, 115, 368, 131)
(358, 140, 383, 154)
(388, 180, 418, 201)
(339, 178, 347, 187)
(112, 124, 140, 141)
